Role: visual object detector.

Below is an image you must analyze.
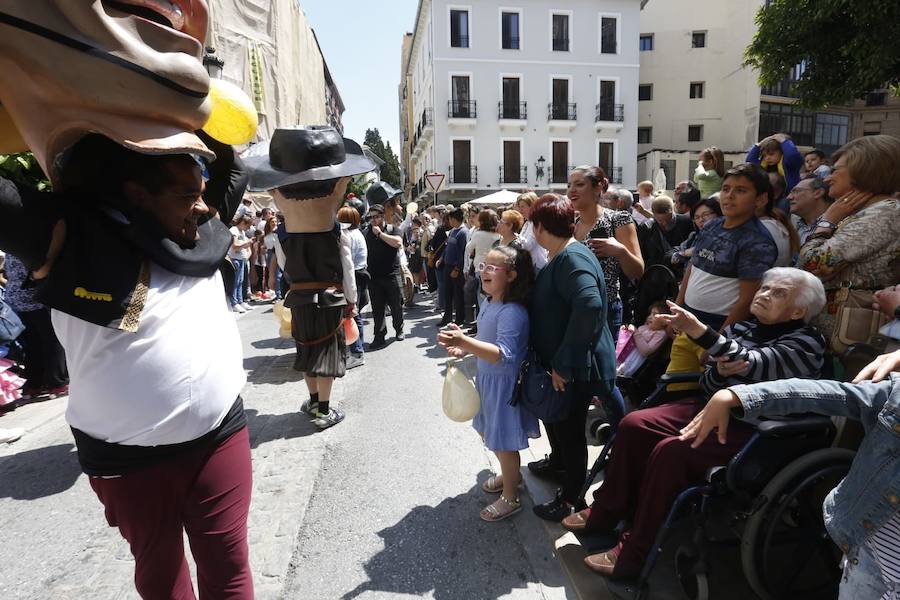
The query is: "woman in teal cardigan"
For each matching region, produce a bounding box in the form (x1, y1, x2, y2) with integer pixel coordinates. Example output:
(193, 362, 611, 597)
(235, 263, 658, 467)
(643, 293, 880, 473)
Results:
(527, 193, 617, 521)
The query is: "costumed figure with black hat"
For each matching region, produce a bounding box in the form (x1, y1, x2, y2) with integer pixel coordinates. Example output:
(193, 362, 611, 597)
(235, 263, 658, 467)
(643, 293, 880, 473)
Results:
(0, 1, 258, 596)
(246, 126, 373, 429)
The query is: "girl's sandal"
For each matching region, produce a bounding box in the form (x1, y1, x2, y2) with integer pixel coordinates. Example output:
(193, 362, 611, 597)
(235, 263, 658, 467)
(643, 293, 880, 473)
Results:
(480, 495, 521, 522)
(482, 475, 504, 494)
(561, 507, 592, 532)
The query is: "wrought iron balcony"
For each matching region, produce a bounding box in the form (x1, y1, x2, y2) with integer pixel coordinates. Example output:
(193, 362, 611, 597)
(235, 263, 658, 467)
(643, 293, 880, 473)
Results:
(502, 36, 520, 50)
(607, 166, 623, 184)
(449, 100, 477, 119)
(449, 165, 478, 185)
(550, 164, 574, 185)
(451, 35, 470, 48)
(498, 101, 527, 120)
(498, 166, 528, 185)
(595, 102, 624, 122)
(548, 103, 576, 121)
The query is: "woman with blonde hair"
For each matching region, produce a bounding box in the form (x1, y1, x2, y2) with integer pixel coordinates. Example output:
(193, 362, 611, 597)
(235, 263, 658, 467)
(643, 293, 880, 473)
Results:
(694, 146, 725, 199)
(515, 191, 549, 269)
(497, 209, 525, 247)
(799, 134, 900, 340)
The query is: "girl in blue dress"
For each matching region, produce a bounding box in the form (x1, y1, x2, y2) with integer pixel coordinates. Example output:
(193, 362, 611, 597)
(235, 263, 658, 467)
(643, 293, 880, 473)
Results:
(438, 245, 539, 521)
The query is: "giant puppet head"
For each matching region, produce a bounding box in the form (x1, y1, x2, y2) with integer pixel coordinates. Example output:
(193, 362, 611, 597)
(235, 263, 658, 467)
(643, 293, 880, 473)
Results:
(0, 1, 214, 187)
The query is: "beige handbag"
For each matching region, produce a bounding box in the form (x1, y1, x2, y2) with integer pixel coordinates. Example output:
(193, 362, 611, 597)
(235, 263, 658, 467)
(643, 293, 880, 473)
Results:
(442, 358, 480, 422)
(830, 284, 889, 354)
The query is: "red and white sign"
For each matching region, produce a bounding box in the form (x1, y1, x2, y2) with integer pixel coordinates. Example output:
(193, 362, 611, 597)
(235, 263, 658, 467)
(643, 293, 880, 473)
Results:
(425, 172, 446, 193)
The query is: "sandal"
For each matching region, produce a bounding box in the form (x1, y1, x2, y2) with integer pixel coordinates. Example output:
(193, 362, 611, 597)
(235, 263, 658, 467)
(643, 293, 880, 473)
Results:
(584, 550, 617, 576)
(480, 495, 521, 522)
(561, 507, 592, 532)
(482, 475, 504, 494)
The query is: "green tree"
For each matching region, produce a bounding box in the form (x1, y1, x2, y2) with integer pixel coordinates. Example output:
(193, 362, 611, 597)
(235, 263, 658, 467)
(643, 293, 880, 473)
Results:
(0, 152, 50, 192)
(745, 0, 900, 108)
(363, 128, 401, 188)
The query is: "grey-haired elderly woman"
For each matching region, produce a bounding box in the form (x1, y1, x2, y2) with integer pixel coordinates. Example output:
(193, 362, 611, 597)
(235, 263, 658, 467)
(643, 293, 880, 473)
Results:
(570, 267, 830, 579)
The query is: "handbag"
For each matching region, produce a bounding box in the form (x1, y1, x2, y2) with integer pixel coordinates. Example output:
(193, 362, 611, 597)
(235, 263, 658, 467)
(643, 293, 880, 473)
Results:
(511, 350, 573, 423)
(427, 240, 446, 268)
(830, 284, 888, 354)
(0, 299, 24, 343)
(442, 358, 480, 422)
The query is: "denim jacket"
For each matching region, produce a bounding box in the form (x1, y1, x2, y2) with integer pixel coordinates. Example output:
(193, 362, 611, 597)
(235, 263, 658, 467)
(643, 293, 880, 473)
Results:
(730, 375, 900, 566)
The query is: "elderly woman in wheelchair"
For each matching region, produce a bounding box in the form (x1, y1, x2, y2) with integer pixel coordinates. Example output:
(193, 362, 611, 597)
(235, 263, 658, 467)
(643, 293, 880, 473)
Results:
(681, 347, 900, 600)
(564, 267, 828, 582)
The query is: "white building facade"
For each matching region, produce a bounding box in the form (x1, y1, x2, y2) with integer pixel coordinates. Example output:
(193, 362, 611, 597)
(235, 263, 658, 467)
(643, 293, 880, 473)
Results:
(402, 0, 641, 204)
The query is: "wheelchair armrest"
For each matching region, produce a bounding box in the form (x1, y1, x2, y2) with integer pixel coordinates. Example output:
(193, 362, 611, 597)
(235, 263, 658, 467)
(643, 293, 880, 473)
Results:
(756, 414, 834, 438)
(659, 372, 703, 385)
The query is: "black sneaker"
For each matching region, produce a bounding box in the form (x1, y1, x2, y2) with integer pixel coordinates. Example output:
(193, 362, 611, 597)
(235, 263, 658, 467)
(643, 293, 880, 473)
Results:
(368, 337, 387, 350)
(533, 490, 586, 522)
(395, 331, 405, 341)
(313, 408, 345, 430)
(527, 455, 566, 482)
(300, 398, 319, 416)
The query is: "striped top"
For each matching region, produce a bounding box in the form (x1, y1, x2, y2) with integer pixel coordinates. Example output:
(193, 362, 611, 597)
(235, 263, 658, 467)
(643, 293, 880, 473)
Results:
(871, 511, 900, 599)
(692, 319, 826, 399)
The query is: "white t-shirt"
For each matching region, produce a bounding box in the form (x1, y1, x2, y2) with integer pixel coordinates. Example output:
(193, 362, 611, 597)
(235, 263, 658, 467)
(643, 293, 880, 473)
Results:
(229, 226, 251, 260)
(54, 264, 246, 446)
(520, 222, 549, 270)
(760, 218, 792, 267)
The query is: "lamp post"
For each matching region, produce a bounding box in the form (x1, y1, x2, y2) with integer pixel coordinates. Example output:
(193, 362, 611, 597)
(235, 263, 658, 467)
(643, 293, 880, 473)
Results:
(203, 46, 224, 79)
(535, 155, 546, 187)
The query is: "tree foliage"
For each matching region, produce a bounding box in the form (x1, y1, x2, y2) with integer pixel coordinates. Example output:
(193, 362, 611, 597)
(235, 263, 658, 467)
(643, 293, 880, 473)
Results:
(363, 128, 402, 188)
(0, 152, 50, 192)
(745, 0, 900, 108)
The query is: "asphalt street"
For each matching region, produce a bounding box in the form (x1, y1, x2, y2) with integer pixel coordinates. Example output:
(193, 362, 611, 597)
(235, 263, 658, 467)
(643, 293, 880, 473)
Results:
(0, 292, 575, 600)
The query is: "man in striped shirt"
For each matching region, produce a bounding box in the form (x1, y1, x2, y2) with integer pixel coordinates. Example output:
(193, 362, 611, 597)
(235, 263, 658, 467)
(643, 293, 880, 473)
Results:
(567, 268, 828, 579)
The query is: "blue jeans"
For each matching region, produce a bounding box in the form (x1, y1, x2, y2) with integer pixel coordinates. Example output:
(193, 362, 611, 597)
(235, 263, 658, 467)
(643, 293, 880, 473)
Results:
(605, 298, 626, 424)
(435, 265, 446, 310)
(230, 258, 247, 306)
(350, 313, 365, 355)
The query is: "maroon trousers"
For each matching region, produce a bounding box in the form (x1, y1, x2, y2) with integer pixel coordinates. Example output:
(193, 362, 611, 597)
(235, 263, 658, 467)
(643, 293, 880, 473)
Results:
(89, 427, 254, 599)
(585, 400, 753, 576)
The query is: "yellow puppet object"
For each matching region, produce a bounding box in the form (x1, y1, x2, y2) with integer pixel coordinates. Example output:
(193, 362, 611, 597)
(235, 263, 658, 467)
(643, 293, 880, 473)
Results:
(273, 300, 293, 339)
(202, 79, 259, 146)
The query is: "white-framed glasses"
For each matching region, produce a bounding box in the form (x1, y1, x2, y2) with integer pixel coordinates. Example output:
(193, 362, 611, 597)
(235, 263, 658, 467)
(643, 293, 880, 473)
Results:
(478, 263, 508, 274)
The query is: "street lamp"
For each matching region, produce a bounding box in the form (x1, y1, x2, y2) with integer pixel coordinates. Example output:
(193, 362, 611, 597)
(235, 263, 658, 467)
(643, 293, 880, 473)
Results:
(203, 46, 224, 79)
(535, 155, 546, 185)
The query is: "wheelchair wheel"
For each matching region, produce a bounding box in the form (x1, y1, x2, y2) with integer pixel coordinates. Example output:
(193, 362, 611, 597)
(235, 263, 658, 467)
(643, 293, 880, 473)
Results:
(590, 419, 612, 444)
(675, 545, 709, 600)
(741, 448, 854, 600)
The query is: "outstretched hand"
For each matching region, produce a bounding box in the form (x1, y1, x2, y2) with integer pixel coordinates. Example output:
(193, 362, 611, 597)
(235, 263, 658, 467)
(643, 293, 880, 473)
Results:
(852, 349, 900, 384)
(437, 323, 468, 358)
(657, 301, 706, 339)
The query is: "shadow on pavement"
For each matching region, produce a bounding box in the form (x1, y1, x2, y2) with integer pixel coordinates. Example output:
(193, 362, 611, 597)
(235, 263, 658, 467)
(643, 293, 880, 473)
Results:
(341, 471, 560, 600)
(0, 443, 81, 500)
(250, 336, 293, 350)
(244, 353, 304, 386)
(245, 408, 317, 448)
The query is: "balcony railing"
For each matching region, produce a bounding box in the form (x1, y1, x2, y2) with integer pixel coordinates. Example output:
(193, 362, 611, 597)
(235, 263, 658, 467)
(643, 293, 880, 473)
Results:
(606, 166, 623, 184)
(412, 108, 434, 151)
(498, 101, 527, 120)
(450, 35, 469, 48)
(548, 102, 576, 121)
(449, 165, 478, 185)
(594, 102, 624, 122)
(499, 166, 528, 185)
(550, 164, 574, 185)
(449, 100, 477, 119)
(502, 36, 520, 50)
(552, 37, 569, 51)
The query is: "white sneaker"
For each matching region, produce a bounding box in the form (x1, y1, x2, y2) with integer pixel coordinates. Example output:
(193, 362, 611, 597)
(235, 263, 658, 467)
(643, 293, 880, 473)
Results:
(241, 302, 254, 311)
(232, 304, 247, 314)
(0, 427, 24, 444)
